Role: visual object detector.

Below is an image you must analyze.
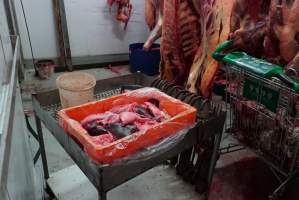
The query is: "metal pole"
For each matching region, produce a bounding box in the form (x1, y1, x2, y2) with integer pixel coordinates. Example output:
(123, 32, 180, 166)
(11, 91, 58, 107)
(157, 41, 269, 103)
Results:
(34, 115, 50, 179)
(52, 0, 72, 71)
(207, 133, 222, 186)
(52, 0, 67, 69)
(98, 192, 107, 200)
(8, 0, 26, 80)
(59, 0, 72, 71)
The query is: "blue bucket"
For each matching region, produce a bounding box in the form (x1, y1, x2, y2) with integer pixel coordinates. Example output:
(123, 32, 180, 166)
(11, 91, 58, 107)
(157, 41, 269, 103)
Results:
(129, 43, 160, 76)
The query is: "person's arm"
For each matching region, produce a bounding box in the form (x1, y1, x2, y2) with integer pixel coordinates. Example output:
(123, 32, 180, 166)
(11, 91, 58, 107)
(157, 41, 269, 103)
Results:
(143, 0, 163, 51)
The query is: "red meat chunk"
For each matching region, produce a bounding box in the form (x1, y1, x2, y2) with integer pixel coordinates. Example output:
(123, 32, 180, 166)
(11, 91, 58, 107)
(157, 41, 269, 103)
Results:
(134, 119, 158, 130)
(81, 111, 119, 126)
(119, 111, 139, 125)
(81, 99, 169, 144)
(110, 103, 137, 113)
(144, 102, 166, 121)
(91, 133, 114, 146)
(81, 112, 120, 126)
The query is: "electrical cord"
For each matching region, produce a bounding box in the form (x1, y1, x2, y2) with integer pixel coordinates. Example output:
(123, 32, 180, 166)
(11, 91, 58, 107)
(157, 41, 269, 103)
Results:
(19, 0, 37, 73)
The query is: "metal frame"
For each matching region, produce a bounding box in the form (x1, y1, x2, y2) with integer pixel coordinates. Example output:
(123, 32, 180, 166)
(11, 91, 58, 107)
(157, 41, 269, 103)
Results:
(0, 36, 19, 190)
(52, 0, 72, 71)
(32, 73, 225, 199)
(224, 64, 299, 199)
(25, 113, 56, 198)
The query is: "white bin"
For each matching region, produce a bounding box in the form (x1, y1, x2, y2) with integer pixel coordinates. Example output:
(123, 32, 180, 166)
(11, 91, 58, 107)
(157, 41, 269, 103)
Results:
(56, 72, 96, 108)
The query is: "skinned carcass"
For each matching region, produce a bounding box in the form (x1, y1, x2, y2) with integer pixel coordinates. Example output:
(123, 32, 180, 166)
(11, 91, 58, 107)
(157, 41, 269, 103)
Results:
(186, 0, 235, 97)
(142, 0, 274, 98)
(160, 0, 201, 86)
(264, 0, 299, 73)
(190, 0, 272, 97)
(144, 0, 235, 96)
(263, 0, 284, 65)
(228, 0, 271, 57)
(143, 0, 201, 85)
(145, 0, 158, 31)
(107, 0, 132, 29)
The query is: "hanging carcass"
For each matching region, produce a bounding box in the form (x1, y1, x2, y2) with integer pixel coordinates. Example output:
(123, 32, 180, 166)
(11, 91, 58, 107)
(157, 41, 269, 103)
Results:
(107, 0, 132, 29)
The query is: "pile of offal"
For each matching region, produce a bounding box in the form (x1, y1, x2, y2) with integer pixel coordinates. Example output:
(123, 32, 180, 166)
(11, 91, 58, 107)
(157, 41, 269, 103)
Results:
(81, 99, 170, 145)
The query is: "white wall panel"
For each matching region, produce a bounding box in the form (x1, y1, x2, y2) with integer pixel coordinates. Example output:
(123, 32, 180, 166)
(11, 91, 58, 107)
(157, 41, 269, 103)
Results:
(14, 0, 149, 59)
(13, 0, 58, 59)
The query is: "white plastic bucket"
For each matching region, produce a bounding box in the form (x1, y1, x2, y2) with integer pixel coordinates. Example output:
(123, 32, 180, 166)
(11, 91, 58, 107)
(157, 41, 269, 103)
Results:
(56, 72, 96, 108)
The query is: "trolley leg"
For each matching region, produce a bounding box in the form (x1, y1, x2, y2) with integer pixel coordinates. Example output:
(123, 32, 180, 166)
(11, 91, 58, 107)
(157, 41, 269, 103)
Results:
(269, 171, 299, 200)
(98, 191, 107, 200)
(194, 140, 213, 193)
(207, 132, 222, 186)
(35, 114, 50, 179)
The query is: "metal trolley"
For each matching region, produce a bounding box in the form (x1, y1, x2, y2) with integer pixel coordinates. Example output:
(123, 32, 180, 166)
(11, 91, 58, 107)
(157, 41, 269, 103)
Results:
(213, 41, 299, 199)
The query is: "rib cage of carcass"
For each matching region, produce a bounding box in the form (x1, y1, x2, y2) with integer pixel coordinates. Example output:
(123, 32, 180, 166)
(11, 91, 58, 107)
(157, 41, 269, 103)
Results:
(226, 63, 299, 175)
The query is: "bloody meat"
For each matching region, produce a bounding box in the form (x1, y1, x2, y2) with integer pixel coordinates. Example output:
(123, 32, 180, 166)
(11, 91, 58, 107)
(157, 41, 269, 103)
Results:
(81, 99, 169, 144)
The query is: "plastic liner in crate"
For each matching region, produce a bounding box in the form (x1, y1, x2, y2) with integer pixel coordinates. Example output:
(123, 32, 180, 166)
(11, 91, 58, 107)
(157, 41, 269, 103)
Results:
(58, 88, 197, 164)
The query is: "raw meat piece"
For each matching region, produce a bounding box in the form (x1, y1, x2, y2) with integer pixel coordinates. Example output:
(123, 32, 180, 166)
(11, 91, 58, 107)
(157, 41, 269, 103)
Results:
(228, 0, 270, 57)
(91, 134, 114, 146)
(106, 123, 138, 139)
(81, 100, 168, 142)
(80, 114, 103, 126)
(107, 0, 132, 29)
(110, 103, 137, 114)
(264, 0, 299, 72)
(101, 112, 120, 125)
(119, 111, 139, 125)
(83, 122, 109, 136)
(147, 0, 236, 97)
(160, 0, 201, 86)
(144, 102, 167, 121)
(145, 0, 157, 31)
(147, 98, 160, 108)
(81, 112, 120, 127)
(125, 124, 139, 133)
(134, 119, 158, 131)
(263, 0, 284, 65)
(133, 105, 154, 118)
(144, 0, 233, 97)
(81, 112, 120, 137)
(281, 2, 299, 71)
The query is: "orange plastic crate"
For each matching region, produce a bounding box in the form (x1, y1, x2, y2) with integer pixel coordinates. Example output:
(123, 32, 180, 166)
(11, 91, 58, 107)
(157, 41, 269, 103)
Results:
(58, 88, 196, 163)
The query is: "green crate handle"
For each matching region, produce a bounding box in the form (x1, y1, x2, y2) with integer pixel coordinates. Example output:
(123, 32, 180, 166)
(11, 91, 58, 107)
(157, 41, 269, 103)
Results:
(213, 40, 299, 93)
(212, 40, 234, 61)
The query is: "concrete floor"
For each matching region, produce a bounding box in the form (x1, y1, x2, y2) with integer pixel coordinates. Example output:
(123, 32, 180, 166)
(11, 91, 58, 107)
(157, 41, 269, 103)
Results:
(48, 165, 202, 200)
